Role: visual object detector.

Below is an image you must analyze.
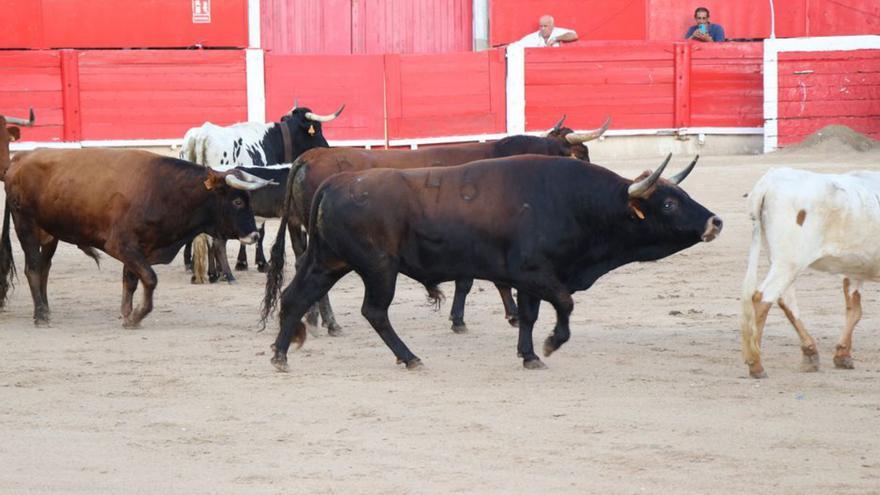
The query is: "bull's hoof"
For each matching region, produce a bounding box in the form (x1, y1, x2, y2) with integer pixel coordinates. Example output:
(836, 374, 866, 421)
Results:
(748, 362, 767, 379)
(523, 358, 547, 370)
(271, 353, 289, 373)
(234, 261, 248, 271)
(833, 355, 855, 369)
(33, 318, 50, 327)
(506, 316, 519, 327)
(257, 262, 268, 273)
(451, 323, 468, 334)
(208, 273, 220, 284)
(184, 263, 193, 273)
(404, 358, 424, 370)
(800, 353, 820, 373)
(327, 325, 344, 337)
(305, 322, 321, 338)
(543, 336, 561, 357)
(122, 320, 141, 330)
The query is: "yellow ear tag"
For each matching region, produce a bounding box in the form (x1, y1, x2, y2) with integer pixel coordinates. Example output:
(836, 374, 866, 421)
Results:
(632, 206, 646, 220)
(308, 124, 316, 136)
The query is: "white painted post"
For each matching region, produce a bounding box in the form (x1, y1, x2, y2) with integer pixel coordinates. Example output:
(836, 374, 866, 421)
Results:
(762, 38, 778, 153)
(248, 0, 261, 48)
(506, 44, 526, 135)
(473, 0, 489, 51)
(246, 48, 266, 123)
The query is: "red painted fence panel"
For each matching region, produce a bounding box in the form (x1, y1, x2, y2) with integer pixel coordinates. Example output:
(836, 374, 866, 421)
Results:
(386, 49, 506, 138)
(264, 53, 386, 141)
(689, 42, 763, 127)
(524, 43, 676, 131)
(0, 0, 248, 49)
(261, 0, 472, 54)
(0, 50, 63, 142)
(777, 49, 880, 145)
(76, 50, 247, 140)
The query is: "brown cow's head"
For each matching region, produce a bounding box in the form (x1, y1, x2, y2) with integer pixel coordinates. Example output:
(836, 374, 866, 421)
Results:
(278, 101, 345, 159)
(203, 168, 277, 244)
(0, 109, 34, 181)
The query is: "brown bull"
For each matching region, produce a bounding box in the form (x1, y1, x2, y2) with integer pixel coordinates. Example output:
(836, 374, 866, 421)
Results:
(0, 148, 273, 327)
(267, 116, 611, 335)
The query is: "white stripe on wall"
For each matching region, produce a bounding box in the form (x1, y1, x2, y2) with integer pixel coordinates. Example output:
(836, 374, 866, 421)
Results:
(246, 48, 266, 123)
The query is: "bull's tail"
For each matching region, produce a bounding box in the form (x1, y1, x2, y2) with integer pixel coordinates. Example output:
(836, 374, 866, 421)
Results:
(0, 199, 16, 308)
(78, 246, 101, 267)
(191, 234, 209, 284)
(740, 183, 768, 364)
(260, 216, 289, 330)
(424, 284, 445, 310)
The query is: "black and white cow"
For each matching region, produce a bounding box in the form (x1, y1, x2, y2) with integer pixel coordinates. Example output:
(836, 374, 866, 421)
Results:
(180, 102, 343, 283)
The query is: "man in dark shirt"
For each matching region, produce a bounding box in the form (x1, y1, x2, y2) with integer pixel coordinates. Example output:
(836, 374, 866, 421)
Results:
(685, 7, 725, 42)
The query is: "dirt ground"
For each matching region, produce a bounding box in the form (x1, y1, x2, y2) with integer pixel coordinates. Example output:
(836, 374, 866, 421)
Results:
(2, 135, 880, 494)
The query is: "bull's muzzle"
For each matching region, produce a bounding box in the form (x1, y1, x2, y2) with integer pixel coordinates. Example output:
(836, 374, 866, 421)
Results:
(239, 231, 260, 245)
(702, 216, 723, 242)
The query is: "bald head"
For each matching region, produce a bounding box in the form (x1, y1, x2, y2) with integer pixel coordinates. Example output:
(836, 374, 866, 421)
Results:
(539, 15, 555, 38)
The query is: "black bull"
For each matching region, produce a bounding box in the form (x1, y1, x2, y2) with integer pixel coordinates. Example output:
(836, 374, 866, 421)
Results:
(261, 154, 723, 371)
(271, 117, 612, 335)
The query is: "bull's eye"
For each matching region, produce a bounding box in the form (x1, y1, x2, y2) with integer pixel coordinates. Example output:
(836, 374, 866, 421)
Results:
(662, 198, 678, 212)
(233, 198, 245, 208)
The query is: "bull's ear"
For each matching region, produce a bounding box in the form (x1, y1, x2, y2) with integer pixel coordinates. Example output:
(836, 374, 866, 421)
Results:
(7, 127, 20, 142)
(203, 169, 226, 190)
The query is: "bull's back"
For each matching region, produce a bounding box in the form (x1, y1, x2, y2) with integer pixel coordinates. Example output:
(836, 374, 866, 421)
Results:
(755, 168, 880, 278)
(7, 149, 186, 243)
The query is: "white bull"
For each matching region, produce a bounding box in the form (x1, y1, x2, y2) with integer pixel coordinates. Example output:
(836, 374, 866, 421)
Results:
(741, 167, 880, 378)
(179, 103, 343, 283)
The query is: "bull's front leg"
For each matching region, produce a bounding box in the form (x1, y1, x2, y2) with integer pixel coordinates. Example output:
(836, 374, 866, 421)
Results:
(543, 290, 574, 357)
(516, 292, 546, 369)
(449, 278, 474, 333)
(121, 261, 157, 328)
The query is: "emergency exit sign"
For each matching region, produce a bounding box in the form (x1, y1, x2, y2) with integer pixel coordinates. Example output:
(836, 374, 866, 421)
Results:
(192, 0, 211, 23)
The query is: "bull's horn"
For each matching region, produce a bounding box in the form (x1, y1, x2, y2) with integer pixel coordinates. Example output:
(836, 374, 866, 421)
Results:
(669, 155, 699, 185)
(628, 153, 672, 198)
(226, 170, 279, 191)
(305, 104, 345, 123)
(286, 99, 299, 114)
(550, 114, 566, 133)
(564, 116, 611, 144)
(3, 108, 35, 127)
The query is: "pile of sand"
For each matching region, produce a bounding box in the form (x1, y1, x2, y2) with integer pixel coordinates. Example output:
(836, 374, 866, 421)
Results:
(779, 124, 879, 154)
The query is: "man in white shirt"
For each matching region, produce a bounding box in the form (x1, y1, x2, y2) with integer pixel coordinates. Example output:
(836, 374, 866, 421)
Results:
(516, 15, 578, 48)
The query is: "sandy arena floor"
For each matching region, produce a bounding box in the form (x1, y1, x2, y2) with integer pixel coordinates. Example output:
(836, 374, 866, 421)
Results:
(2, 135, 880, 494)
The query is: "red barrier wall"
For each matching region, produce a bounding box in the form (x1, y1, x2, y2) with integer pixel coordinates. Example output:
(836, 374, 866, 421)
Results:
(264, 54, 386, 140)
(0, 51, 64, 142)
(777, 49, 880, 146)
(524, 43, 676, 131)
(76, 50, 247, 140)
(261, 0, 473, 54)
(491, 0, 880, 45)
(387, 50, 506, 138)
(689, 43, 763, 127)
(264, 49, 506, 141)
(0, 0, 248, 49)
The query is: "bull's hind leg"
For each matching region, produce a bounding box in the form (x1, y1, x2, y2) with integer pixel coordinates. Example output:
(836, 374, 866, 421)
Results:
(212, 237, 236, 283)
(119, 255, 158, 328)
(516, 292, 546, 369)
(360, 269, 421, 369)
(183, 241, 193, 272)
(834, 278, 862, 370)
(449, 278, 474, 333)
(497, 285, 518, 327)
(318, 295, 342, 336)
(744, 262, 801, 378)
(272, 257, 348, 372)
(255, 223, 268, 272)
(542, 290, 575, 358)
(777, 289, 820, 372)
